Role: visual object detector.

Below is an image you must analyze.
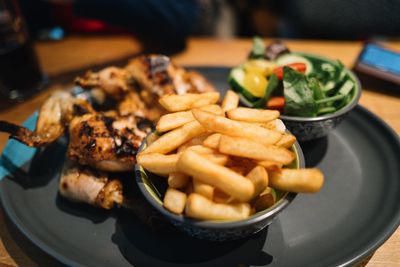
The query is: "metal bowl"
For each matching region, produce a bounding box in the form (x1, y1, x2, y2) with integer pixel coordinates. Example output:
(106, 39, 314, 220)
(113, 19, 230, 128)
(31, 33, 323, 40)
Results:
(241, 53, 362, 142)
(135, 140, 305, 241)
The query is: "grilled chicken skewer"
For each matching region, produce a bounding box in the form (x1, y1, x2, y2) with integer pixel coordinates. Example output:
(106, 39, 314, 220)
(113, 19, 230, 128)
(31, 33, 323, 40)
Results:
(60, 160, 165, 231)
(0, 54, 216, 209)
(76, 54, 216, 120)
(0, 91, 152, 172)
(0, 91, 94, 147)
(76, 55, 215, 99)
(59, 160, 123, 209)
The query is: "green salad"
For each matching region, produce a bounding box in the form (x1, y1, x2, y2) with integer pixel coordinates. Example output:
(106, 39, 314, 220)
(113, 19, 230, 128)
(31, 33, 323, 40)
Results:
(228, 37, 357, 117)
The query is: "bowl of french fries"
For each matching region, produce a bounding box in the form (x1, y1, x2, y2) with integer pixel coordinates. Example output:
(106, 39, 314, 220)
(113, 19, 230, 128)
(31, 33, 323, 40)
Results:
(136, 91, 324, 241)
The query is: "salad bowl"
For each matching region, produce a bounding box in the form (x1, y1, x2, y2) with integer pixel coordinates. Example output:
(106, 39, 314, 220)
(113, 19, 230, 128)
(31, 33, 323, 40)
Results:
(278, 53, 362, 141)
(231, 39, 362, 141)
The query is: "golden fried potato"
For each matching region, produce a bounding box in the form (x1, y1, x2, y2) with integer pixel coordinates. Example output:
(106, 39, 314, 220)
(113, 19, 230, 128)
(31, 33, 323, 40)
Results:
(276, 134, 296, 148)
(156, 105, 223, 133)
(164, 188, 187, 214)
(143, 121, 205, 154)
(256, 160, 283, 172)
(137, 153, 179, 176)
(193, 178, 214, 199)
(221, 90, 239, 112)
(159, 92, 220, 112)
(185, 193, 251, 220)
(246, 166, 269, 199)
(269, 168, 324, 193)
(202, 133, 221, 149)
(177, 150, 254, 202)
(168, 172, 190, 189)
(219, 135, 295, 165)
(192, 109, 281, 146)
(227, 107, 280, 123)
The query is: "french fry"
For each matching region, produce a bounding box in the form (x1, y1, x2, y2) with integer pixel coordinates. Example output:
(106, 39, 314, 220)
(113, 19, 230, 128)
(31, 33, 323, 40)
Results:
(227, 108, 280, 123)
(180, 145, 229, 165)
(163, 188, 187, 214)
(202, 133, 221, 149)
(137, 90, 325, 221)
(201, 104, 224, 116)
(177, 133, 211, 153)
(137, 153, 179, 176)
(219, 135, 295, 165)
(269, 168, 324, 193)
(168, 172, 190, 189)
(177, 150, 254, 202)
(185, 145, 216, 154)
(143, 121, 205, 154)
(185, 145, 229, 165)
(185, 193, 251, 220)
(260, 120, 277, 130)
(256, 160, 283, 172)
(274, 119, 286, 133)
(159, 92, 220, 112)
(156, 105, 223, 133)
(203, 152, 229, 166)
(192, 109, 281, 146)
(246, 166, 269, 199)
(276, 134, 296, 148)
(193, 178, 214, 199)
(259, 119, 286, 133)
(221, 90, 239, 112)
(156, 111, 194, 133)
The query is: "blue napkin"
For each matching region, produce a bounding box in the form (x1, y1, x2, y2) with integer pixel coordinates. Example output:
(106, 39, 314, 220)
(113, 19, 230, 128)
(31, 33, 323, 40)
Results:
(0, 113, 38, 180)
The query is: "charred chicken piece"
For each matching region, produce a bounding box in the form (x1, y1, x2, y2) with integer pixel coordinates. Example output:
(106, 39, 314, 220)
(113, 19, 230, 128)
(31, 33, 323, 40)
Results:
(68, 113, 152, 172)
(76, 66, 131, 101)
(75, 54, 216, 106)
(125, 54, 215, 99)
(0, 90, 152, 173)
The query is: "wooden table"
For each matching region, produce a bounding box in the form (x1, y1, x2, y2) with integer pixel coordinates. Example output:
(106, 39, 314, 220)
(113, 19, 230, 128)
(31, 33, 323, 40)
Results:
(0, 36, 399, 266)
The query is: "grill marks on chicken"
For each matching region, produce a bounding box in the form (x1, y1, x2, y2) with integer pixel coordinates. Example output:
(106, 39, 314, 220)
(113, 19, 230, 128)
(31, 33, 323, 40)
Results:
(0, 54, 216, 210)
(76, 54, 216, 104)
(68, 113, 152, 172)
(126, 54, 215, 98)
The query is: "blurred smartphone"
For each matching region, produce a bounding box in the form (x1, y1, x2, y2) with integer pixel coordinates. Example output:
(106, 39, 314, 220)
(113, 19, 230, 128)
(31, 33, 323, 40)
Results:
(354, 43, 400, 85)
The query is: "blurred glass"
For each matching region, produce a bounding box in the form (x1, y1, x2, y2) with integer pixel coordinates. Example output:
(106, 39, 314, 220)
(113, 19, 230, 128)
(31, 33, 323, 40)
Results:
(0, 0, 45, 101)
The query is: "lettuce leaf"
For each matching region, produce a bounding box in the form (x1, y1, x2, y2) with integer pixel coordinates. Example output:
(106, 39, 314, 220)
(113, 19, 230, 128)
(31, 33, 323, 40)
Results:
(283, 67, 318, 117)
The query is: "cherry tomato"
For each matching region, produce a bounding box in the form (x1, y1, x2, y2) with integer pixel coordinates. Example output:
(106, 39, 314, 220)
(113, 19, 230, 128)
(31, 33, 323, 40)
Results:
(273, 63, 307, 80)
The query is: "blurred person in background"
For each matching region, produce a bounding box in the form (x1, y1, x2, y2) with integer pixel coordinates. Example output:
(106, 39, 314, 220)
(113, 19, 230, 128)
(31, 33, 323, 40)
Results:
(19, 0, 202, 53)
(228, 0, 400, 40)
(18, 0, 400, 51)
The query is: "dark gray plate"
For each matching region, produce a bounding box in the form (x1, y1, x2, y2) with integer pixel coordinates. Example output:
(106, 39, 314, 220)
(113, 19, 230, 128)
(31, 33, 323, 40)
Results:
(1, 67, 400, 267)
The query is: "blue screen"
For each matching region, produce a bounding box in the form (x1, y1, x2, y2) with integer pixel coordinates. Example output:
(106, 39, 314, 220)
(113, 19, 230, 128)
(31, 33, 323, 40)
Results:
(360, 44, 400, 75)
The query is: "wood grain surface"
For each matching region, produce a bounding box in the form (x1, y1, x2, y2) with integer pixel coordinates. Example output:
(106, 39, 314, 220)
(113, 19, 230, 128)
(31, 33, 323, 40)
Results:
(0, 36, 399, 267)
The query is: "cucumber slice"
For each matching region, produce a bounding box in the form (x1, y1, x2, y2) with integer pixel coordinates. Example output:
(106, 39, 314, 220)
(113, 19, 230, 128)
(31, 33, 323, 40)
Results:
(228, 67, 260, 101)
(317, 106, 336, 115)
(275, 54, 313, 75)
(338, 80, 354, 96)
(322, 81, 336, 92)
